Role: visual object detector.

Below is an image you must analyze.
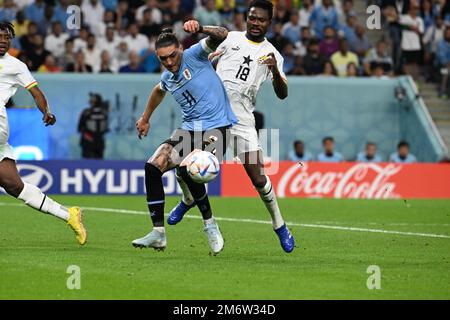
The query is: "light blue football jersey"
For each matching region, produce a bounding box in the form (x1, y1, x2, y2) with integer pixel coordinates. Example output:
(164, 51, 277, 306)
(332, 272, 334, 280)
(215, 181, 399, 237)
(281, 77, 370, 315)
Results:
(160, 39, 238, 131)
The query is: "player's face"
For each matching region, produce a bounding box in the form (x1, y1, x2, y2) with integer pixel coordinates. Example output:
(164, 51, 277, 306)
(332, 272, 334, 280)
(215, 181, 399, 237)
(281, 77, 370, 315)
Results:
(0, 30, 12, 56)
(246, 7, 271, 41)
(157, 44, 183, 73)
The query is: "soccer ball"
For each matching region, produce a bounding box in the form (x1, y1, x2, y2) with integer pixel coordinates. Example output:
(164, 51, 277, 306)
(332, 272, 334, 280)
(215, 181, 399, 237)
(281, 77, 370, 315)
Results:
(187, 151, 220, 183)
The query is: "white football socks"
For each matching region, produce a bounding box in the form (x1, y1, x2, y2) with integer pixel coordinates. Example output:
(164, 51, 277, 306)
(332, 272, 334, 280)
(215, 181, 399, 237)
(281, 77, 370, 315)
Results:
(18, 183, 69, 221)
(153, 227, 165, 233)
(257, 176, 285, 230)
(176, 169, 194, 206)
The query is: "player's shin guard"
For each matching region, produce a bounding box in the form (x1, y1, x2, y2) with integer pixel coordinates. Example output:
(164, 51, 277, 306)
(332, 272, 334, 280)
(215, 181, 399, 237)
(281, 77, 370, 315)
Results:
(18, 183, 69, 221)
(145, 162, 165, 228)
(178, 166, 213, 221)
(175, 167, 194, 205)
(257, 176, 285, 229)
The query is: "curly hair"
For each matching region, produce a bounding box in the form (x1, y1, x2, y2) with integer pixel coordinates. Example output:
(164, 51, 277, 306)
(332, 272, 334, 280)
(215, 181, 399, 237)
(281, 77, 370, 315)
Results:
(0, 21, 15, 39)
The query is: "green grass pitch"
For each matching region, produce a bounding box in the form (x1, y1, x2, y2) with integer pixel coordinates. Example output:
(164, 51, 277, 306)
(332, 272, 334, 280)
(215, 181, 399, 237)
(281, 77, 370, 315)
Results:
(1, 195, 450, 299)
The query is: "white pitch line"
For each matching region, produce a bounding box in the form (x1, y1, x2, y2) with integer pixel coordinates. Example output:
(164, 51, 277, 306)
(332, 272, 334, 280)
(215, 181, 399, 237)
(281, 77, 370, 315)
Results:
(1, 202, 450, 239)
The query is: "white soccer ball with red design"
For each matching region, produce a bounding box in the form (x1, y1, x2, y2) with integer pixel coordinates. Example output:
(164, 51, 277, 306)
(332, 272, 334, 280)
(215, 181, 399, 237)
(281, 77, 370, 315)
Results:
(187, 151, 220, 183)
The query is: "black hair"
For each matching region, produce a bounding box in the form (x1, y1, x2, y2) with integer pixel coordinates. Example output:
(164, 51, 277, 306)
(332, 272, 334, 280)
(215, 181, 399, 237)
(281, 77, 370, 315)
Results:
(0, 21, 15, 39)
(322, 136, 334, 144)
(248, 0, 273, 20)
(293, 140, 304, 147)
(155, 28, 179, 50)
(397, 140, 409, 149)
(366, 141, 376, 147)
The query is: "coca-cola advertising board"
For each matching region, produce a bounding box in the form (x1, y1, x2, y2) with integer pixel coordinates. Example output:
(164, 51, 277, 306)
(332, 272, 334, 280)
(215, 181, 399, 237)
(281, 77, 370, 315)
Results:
(221, 162, 450, 199)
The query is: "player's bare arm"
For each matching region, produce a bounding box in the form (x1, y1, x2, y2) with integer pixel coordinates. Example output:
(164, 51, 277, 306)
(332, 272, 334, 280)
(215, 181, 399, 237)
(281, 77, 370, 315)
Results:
(183, 20, 228, 51)
(262, 53, 288, 100)
(28, 86, 56, 126)
(136, 82, 166, 139)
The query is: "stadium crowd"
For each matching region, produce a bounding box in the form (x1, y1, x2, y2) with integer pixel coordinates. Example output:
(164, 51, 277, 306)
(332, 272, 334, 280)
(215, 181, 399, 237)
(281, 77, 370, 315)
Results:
(287, 138, 418, 163)
(0, 0, 448, 86)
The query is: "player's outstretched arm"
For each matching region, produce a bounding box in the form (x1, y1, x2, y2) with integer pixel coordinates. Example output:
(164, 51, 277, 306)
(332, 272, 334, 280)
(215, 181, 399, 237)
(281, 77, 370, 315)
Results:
(28, 86, 56, 126)
(136, 83, 166, 140)
(183, 20, 228, 51)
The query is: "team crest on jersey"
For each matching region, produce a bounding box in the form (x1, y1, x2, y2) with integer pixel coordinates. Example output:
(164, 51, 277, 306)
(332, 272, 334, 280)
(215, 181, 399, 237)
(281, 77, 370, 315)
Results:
(183, 68, 192, 80)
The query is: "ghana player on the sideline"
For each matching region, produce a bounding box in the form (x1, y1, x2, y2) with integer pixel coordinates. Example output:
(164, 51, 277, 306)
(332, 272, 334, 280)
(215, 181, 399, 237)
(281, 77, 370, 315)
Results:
(131, 24, 237, 254)
(0, 22, 87, 245)
(168, 0, 296, 253)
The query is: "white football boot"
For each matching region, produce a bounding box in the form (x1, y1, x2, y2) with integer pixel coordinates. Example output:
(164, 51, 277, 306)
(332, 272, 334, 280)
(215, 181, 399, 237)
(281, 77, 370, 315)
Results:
(132, 229, 166, 251)
(204, 219, 224, 255)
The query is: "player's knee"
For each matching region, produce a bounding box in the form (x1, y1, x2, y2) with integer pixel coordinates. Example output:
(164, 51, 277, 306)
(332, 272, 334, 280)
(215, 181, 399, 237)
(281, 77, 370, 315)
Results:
(177, 166, 190, 181)
(251, 175, 267, 189)
(145, 162, 163, 179)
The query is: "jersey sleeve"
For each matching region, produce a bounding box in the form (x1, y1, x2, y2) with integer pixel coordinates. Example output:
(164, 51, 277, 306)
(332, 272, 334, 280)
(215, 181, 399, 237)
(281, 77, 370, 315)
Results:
(15, 60, 38, 89)
(159, 72, 169, 92)
(186, 39, 215, 63)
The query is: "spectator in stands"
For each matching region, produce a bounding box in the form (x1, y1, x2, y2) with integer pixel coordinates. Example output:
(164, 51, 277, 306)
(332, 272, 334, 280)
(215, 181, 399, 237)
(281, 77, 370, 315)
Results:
(0, 0, 18, 22)
(97, 49, 118, 73)
(281, 42, 302, 75)
(349, 24, 372, 61)
(44, 21, 69, 60)
(82, 0, 106, 37)
(399, 0, 424, 78)
(53, 0, 71, 32)
(98, 26, 120, 55)
(218, 0, 235, 29)
(136, 0, 163, 25)
(423, 15, 445, 82)
(320, 60, 337, 77)
(363, 39, 394, 76)
(115, 40, 131, 68)
(299, 0, 314, 28)
(83, 33, 102, 72)
(302, 38, 328, 75)
(339, 13, 357, 45)
(24, 0, 45, 25)
(139, 8, 162, 39)
(37, 4, 55, 37)
(282, 10, 302, 46)
(65, 51, 93, 73)
(288, 140, 313, 162)
(74, 26, 89, 53)
(309, 0, 339, 40)
(319, 26, 339, 58)
(273, 0, 290, 25)
(19, 21, 38, 54)
(339, 0, 356, 25)
(346, 61, 358, 77)
(318, 136, 344, 162)
(356, 142, 382, 162)
(102, 0, 118, 11)
(37, 54, 62, 73)
(116, 0, 136, 31)
(437, 26, 450, 99)
(26, 34, 50, 71)
(296, 26, 312, 57)
(140, 45, 160, 73)
(330, 38, 359, 77)
(194, 0, 222, 26)
(390, 140, 417, 163)
(119, 51, 145, 73)
(421, 0, 435, 32)
(11, 10, 29, 39)
(383, 3, 402, 73)
(125, 23, 150, 55)
(231, 11, 246, 31)
(269, 22, 290, 53)
(59, 39, 76, 70)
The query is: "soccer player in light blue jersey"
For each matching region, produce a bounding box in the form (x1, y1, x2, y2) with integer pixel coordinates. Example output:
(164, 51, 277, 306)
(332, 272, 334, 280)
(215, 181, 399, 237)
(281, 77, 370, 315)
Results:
(131, 24, 237, 255)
